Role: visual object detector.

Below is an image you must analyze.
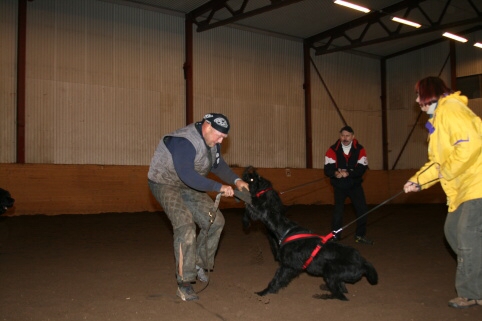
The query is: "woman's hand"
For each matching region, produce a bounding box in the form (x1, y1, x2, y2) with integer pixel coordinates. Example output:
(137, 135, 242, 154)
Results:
(403, 181, 421, 193)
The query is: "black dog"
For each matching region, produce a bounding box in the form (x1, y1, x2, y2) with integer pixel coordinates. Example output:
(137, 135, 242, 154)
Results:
(242, 166, 378, 300)
(0, 188, 15, 215)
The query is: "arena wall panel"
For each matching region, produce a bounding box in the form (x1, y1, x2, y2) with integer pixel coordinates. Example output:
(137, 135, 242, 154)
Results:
(0, 164, 445, 216)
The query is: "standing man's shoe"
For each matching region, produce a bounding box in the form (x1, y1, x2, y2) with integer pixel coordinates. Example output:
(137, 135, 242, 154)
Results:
(177, 283, 199, 301)
(355, 235, 374, 245)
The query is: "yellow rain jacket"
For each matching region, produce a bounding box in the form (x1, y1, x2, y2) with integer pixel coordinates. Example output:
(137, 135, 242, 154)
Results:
(408, 92, 482, 212)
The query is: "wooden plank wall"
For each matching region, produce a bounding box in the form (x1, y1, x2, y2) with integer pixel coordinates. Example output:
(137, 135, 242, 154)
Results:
(0, 164, 446, 216)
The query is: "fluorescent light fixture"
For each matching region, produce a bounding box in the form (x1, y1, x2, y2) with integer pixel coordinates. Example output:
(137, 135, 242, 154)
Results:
(391, 17, 421, 28)
(442, 32, 468, 43)
(474, 42, 482, 48)
(334, 0, 370, 13)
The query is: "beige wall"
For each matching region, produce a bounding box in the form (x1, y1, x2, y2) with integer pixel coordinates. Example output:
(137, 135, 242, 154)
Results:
(0, 164, 445, 216)
(3, 1, 481, 170)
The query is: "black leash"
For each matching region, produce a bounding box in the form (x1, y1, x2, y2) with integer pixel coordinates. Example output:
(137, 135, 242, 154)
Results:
(337, 190, 405, 234)
(279, 177, 329, 195)
(332, 176, 441, 239)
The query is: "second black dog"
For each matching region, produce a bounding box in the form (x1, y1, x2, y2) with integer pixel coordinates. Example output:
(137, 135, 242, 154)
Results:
(0, 188, 15, 215)
(242, 166, 378, 300)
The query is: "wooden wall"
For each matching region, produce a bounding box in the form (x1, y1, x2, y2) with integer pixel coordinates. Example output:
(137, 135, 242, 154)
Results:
(0, 164, 446, 216)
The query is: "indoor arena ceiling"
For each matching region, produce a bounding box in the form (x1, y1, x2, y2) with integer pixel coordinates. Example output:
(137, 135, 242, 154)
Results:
(101, 0, 481, 58)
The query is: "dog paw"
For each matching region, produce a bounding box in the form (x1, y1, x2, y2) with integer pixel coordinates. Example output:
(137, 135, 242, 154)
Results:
(319, 284, 329, 291)
(255, 289, 269, 296)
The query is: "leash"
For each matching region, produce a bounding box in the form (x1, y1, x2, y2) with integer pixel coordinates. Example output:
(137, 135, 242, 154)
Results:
(336, 190, 405, 236)
(283, 164, 442, 242)
(196, 192, 223, 294)
(332, 176, 441, 239)
(254, 169, 442, 270)
(279, 177, 329, 195)
(278, 190, 407, 270)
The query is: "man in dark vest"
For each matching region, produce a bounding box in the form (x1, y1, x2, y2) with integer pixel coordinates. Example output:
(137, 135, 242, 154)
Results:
(324, 126, 373, 245)
(148, 113, 249, 301)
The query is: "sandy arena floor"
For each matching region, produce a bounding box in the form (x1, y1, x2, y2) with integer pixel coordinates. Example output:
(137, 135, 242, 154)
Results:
(1, 204, 481, 321)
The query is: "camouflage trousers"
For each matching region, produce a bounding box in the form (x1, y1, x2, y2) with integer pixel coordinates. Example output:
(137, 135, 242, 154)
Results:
(148, 180, 225, 284)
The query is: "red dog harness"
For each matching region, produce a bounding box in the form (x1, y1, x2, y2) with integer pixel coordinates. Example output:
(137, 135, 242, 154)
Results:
(281, 232, 334, 269)
(254, 187, 335, 269)
(255, 187, 273, 198)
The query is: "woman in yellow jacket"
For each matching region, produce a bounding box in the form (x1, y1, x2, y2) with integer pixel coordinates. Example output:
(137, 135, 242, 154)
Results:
(404, 76, 482, 309)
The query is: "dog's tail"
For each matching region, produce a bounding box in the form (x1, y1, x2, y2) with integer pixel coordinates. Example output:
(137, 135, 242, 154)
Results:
(364, 261, 378, 285)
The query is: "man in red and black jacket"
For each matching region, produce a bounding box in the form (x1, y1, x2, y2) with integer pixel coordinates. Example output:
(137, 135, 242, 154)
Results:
(324, 126, 373, 245)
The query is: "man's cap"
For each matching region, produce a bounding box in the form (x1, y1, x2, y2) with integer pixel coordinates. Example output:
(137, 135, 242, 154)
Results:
(340, 125, 354, 134)
(203, 113, 230, 134)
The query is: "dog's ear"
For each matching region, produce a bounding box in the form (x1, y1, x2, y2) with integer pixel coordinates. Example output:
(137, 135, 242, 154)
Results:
(243, 166, 254, 179)
(247, 166, 258, 174)
(247, 167, 258, 178)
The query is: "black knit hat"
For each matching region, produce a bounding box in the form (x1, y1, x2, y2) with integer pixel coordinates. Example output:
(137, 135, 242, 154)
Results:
(340, 125, 354, 134)
(203, 113, 230, 134)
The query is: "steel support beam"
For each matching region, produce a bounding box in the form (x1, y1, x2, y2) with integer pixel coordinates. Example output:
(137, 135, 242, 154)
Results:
(303, 42, 312, 168)
(306, 0, 481, 56)
(16, 0, 28, 164)
(187, 0, 304, 32)
(184, 18, 194, 125)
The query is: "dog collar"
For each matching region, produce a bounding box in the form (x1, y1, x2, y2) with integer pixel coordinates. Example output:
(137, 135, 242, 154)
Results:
(255, 187, 272, 198)
(278, 226, 297, 245)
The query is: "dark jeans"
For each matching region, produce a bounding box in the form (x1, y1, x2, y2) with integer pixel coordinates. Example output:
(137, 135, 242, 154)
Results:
(332, 185, 368, 238)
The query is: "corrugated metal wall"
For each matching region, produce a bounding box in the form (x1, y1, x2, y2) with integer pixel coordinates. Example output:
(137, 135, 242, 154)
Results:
(458, 30, 482, 78)
(387, 42, 452, 170)
(25, 0, 185, 165)
(1, 1, 482, 169)
(194, 28, 305, 168)
(311, 52, 383, 170)
(0, 0, 17, 163)
(456, 29, 482, 117)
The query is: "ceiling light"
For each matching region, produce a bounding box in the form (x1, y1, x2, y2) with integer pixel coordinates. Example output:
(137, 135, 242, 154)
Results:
(334, 0, 370, 13)
(474, 42, 482, 49)
(442, 32, 468, 43)
(391, 17, 421, 28)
